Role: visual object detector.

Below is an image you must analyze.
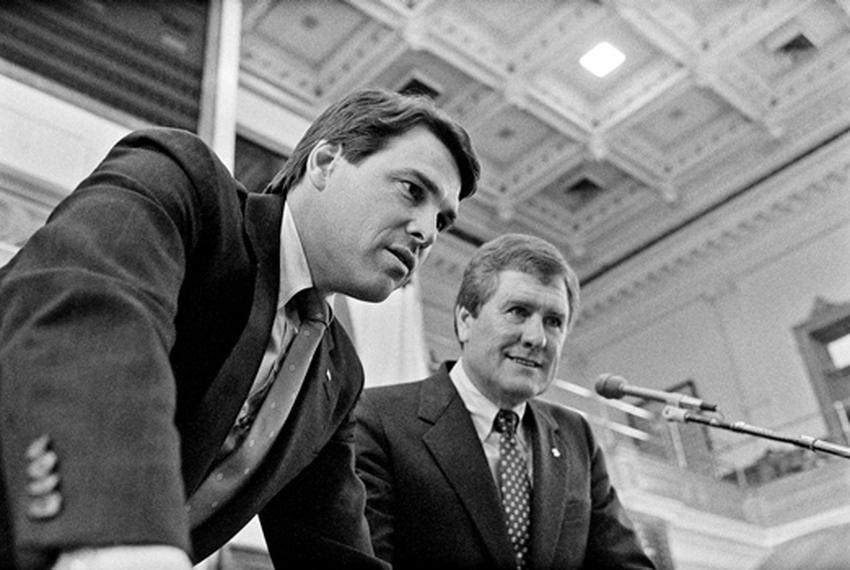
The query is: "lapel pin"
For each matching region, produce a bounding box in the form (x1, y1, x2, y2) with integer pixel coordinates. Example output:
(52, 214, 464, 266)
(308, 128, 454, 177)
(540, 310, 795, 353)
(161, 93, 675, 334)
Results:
(551, 447, 561, 458)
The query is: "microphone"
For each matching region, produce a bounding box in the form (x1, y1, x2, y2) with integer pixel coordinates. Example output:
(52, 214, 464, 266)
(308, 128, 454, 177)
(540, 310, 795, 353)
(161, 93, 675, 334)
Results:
(595, 374, 718, 412)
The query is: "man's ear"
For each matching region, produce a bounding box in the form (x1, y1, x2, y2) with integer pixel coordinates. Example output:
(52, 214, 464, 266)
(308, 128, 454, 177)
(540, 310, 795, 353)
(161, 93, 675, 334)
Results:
(306, 140, 342, 189)
(456, 305, 473, 344)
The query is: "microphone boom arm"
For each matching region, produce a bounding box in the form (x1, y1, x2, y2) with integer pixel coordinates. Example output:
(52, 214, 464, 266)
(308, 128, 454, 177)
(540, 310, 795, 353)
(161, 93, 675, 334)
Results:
(662, 407, 850, 460)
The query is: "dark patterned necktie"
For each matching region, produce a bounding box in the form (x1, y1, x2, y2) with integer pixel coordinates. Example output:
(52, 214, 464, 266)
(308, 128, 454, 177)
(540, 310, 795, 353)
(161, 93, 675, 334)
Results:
(186, 288, 329, 525)
(216, 288, 328, 462)
(494, 409, 532, 569)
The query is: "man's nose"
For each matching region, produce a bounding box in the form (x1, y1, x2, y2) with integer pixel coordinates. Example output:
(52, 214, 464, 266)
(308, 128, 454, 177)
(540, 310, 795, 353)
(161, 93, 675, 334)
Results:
(520, 314, 547, 348)
(407, 207, 438, 250)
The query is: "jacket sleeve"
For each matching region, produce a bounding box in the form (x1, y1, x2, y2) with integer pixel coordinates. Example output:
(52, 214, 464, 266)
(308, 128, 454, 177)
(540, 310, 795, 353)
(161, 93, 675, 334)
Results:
(353, 391, 396, 564)
(582, 416, 657, 569)
(0, 129, 236, 565)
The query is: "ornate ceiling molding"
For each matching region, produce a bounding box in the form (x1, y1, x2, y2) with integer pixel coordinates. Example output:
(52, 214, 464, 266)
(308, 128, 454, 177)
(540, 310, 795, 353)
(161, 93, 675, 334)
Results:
(574, 132, 850, 346)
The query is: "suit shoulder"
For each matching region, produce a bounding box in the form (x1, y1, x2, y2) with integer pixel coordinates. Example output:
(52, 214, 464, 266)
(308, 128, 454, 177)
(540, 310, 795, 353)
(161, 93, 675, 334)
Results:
(116, 128, 231, 177)
(532, 398, 591, 430)
(362, 380, 423, 403)
(101, 127, 245, 204)
(359, 380, 427, 419)
(124, 127, 206, 147)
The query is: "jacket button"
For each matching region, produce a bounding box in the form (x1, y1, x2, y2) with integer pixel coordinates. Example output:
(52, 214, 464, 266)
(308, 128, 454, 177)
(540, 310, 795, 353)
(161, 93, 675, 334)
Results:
(27, 492, 62, 520)
(26, 449, 58, 480)
(27, 472, 60, 496)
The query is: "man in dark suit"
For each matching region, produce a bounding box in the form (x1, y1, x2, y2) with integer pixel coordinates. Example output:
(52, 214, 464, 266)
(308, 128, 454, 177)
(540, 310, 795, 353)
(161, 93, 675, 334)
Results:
(0, 89, 479, 569)
(356, 233, 655, 569)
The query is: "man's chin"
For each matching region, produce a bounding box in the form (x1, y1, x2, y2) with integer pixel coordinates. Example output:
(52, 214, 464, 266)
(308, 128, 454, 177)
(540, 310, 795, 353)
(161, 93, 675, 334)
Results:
(507, 373, 552, 398)
(349, 279, 399, 303)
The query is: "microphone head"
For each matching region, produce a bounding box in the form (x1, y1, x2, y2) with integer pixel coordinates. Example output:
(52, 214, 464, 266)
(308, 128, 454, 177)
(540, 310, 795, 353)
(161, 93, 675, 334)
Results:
(595, 374, 626, 399)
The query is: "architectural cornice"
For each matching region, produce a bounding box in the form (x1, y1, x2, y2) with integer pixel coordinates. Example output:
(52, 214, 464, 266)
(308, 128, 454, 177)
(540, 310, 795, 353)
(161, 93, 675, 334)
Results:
(574, 131, 850, 349)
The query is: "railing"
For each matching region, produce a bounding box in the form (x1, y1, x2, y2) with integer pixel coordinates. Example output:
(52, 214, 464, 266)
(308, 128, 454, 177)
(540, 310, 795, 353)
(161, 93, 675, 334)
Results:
(549, 378, 848, 490)
(552, 379, 726, 475)
(549, 379, 850, 528)
(832, 397, 850, 444)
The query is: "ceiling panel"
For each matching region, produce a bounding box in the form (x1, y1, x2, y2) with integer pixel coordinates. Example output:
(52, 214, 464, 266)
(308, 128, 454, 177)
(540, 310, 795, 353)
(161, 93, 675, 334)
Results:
(253, 1, 368, 66)
(238, 0, 850, 360)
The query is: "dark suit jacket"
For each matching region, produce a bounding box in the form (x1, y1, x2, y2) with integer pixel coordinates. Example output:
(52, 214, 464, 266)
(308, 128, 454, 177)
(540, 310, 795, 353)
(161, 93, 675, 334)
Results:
(355, 363, 655, 569)
(0, 129, 382, 569)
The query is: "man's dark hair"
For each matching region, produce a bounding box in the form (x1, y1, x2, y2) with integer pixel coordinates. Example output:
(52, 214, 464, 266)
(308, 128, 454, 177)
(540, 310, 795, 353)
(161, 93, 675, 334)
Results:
(265, 88, 480, 200)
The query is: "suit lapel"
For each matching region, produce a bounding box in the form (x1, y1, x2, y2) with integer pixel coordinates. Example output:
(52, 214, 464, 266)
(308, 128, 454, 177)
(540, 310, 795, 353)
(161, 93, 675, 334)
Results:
(203, 331, 342, 530)
(528, 401, 570, 569)
(190, 321, 353, 558)
(180, 193, 284, 494)
(420, 371, 517, 569)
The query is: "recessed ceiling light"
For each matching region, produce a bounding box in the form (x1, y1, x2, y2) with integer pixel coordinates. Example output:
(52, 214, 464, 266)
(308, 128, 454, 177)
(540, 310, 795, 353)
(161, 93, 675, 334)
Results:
(579, 41, 626, 77)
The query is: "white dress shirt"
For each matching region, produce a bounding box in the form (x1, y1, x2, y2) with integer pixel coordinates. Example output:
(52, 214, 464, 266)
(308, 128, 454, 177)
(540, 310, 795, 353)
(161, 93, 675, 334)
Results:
(237, 203, 330, 413)
(449, 359, 533, 486)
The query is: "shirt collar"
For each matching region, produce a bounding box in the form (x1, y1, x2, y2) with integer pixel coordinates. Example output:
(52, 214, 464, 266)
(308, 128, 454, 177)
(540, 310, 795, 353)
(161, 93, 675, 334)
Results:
(449, 358, 527, 443)
(280, 203, 334, 317)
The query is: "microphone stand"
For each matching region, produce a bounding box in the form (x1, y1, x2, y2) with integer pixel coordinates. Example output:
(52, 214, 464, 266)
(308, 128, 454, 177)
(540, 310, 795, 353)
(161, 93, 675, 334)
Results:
(662, 406, 850, 460)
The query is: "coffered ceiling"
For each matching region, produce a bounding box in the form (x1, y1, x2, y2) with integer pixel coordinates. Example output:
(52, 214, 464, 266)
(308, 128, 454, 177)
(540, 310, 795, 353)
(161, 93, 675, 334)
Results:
(241, 0, 849, 267)
(0, 0, 847, 379)
(239, 0, 850, 360)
